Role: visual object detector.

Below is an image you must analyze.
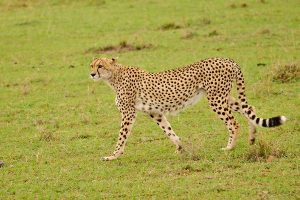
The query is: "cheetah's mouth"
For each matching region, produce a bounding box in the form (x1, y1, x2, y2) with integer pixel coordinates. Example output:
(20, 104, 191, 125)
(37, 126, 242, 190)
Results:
(91, 76, 101, 81)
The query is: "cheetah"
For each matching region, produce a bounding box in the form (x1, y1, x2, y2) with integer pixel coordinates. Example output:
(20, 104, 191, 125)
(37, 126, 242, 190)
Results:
(90, 57, 287, 161)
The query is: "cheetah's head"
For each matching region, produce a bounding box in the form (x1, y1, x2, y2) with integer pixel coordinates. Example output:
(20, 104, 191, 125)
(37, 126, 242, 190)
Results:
(90, 57, 117, 81)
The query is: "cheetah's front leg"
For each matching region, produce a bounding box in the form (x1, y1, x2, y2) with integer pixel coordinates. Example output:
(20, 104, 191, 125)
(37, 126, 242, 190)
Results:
(101, 109, 136, 161)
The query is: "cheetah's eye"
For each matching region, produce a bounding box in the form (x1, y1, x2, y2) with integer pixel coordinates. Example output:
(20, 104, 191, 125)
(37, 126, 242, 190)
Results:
(98, 65, 103, 69)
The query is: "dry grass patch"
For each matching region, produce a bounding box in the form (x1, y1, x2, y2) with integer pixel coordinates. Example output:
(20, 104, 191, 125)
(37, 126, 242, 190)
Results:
(258, 28, 271, 35)
(252, 78, 277, 97)
(86, 41, 153, 54)
(208, 30, 219, 37)
(160, 22, 183, 30)
(201, 18, 211, 25)
(269, 62, 300, 83)
(21, 81, 30, 96)
(229, 3, 248, 8)
(38, 128, 58, 142)
(245, 141, 286, 162)
(178, 164, 202, 175)
(181, 140, 202, 161)
(181, 31, 197, 39)
(70, 134, 92, 141)
(253, 61, 299, 97)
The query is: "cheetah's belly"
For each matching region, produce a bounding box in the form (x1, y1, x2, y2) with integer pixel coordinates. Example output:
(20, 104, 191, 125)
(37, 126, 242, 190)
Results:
(135, 89, 205, 115)
(182, 89, 205, 108)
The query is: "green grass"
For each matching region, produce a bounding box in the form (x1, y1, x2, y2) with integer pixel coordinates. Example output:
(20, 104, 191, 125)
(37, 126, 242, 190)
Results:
(0, 0, 299, 199)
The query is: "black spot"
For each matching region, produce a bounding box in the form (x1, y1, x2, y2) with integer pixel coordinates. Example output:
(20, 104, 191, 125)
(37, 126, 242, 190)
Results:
(256, 118, 260, 124)
(251, 115, 256, 120)
(262, 119, 267, 127)
(157, 119, 162, 123)
(150, 114, 154, 118)
(168, 127, 171, 130)
(242, 105, 248, 109)
(268, 116, 282, 127)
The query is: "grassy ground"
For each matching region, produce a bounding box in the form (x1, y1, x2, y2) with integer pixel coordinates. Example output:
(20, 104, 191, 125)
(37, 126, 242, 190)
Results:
(0, 0, 299, 199)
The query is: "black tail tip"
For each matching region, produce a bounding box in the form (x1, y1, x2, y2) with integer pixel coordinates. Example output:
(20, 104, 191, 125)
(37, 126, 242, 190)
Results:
(268, 116, 287, 127)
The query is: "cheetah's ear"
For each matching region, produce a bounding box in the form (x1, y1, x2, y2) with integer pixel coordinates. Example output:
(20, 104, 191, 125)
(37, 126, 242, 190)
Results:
(111, 57, 118, 63)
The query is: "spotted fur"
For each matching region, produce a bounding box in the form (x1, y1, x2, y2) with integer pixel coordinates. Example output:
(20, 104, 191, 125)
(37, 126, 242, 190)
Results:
(90, 57, 287, 160)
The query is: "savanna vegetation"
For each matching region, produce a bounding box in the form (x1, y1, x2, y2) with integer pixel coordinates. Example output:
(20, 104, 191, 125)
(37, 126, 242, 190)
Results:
(0, 0, 299, 199)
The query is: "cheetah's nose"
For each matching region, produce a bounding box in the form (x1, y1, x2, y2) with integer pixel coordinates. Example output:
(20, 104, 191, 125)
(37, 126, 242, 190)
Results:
(90, 73, 96, 77)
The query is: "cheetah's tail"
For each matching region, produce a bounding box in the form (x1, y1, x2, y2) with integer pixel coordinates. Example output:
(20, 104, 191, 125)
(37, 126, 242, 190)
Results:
(233, 64, 287, 128)
(250, 115, 287, 127)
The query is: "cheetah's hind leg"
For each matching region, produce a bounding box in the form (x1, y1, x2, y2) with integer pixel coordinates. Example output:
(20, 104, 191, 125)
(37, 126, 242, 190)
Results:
(207, 95, 240, 151)
(149, 113, 183, 153)
(228, 96, 256, 145)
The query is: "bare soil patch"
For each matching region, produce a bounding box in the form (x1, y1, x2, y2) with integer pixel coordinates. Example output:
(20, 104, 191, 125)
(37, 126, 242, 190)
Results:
(85, 41, 153, 54)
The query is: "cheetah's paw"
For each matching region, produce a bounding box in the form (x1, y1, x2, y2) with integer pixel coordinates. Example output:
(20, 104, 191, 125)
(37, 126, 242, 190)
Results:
(221, 146, 234, 151)
(175, 146, 184, 154)
(101, 156, 117, 161)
